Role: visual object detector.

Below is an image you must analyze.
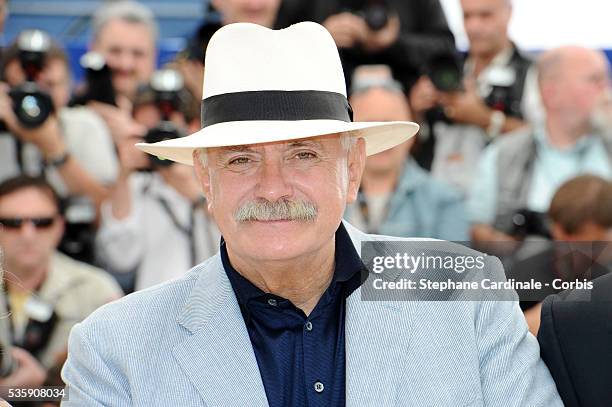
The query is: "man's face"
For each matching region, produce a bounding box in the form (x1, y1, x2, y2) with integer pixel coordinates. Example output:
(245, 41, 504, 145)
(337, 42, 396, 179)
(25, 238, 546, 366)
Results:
(0, 187, 63, 272)
(212, 0, 281, 28)
(350, 88, 414, 176)
(3, 56, 71, 109)
(39, 57, 72, 109)
(195, 134, 365, 263)
(556, 51, 611, 125)
(461, 0, 511, 58)
(92, 19, 156, 99)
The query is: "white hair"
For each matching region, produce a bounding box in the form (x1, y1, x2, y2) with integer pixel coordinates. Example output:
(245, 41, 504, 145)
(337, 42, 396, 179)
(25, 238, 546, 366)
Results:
(196, 132, 357, 168)
(92, 1, 158, 42)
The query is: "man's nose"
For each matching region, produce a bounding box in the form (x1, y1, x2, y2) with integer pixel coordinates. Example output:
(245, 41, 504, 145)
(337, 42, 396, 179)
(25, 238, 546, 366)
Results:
(115, 51, 135, 73)
(254, 157, 293, 202)
(19, 221, 38, 238)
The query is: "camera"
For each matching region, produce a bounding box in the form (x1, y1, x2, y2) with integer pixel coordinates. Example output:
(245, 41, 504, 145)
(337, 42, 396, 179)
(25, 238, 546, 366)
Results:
(141, 69, 187, 168)
(361, 0, 389, 31)
(424, 52, 463, 92)
(1, 30, 55, 129)
(71, 51, 116, 106)
(482, 65, 518, 113)
(510, 209, 551, 239)
(345, 0, 390, 31)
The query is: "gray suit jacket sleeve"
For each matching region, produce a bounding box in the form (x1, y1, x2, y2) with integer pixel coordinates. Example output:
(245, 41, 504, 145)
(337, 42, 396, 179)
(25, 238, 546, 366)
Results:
(475, 256, 563, 406)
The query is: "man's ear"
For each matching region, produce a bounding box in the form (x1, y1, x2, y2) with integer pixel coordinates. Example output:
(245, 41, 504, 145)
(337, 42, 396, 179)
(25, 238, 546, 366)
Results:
(346, 137, 366, 204)
(193, 150, 213, 211)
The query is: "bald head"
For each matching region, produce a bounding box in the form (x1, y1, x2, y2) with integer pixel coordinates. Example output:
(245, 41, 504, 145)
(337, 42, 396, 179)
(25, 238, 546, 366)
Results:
(350, 86, 413, 178)
(538, 46, 609, 85)
(349, 87, 412, 122)
(537, 46, 611, 131)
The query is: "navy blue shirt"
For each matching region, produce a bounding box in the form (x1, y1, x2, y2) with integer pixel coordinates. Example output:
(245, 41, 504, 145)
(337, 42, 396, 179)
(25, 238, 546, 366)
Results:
(221, 223, 364, 407)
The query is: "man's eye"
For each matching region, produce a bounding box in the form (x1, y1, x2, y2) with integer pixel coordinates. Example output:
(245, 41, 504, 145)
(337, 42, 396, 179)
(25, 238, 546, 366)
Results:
(294, 151, 317, 160)
(228, 157, 251, 165)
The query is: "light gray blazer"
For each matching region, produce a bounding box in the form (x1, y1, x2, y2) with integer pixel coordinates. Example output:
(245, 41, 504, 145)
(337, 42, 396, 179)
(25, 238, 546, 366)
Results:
(61, 222, 562, 406)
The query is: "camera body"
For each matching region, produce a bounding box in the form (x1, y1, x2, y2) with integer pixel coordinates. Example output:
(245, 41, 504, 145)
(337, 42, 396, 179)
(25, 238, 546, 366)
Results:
(344, 0, 390, 31)
(71, 51, 116, 106)
(144, 121, 185, 167)
(424, 52, 463, 93)
(510, 208, 551, 239)
(1, 30, 55, 130)
(141, 69, 187, 168)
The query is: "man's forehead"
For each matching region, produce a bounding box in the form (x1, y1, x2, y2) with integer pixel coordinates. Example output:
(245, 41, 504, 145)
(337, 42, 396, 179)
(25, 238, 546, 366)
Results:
(212, 136, 342, 154)
(97, 18, 155, 45)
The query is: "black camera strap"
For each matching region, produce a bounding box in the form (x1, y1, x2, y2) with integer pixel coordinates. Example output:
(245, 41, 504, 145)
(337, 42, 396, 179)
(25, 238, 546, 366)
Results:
(154, 195, 197, 267)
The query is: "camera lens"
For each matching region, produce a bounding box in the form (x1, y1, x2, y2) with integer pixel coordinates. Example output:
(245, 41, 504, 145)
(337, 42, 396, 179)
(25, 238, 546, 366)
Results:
(144, 121, 185, 168)
(363, 4, 388, 31)
(10, 83, 54, 128)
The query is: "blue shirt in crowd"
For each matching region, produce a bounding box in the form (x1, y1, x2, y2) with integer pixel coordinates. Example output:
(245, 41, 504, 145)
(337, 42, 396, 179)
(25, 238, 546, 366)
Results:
(345, 158, 469, 241)
(221, 223, 364, 407)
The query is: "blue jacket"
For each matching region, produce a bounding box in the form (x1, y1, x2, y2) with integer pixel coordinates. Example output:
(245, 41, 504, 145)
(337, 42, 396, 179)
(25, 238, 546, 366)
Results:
(61, 222, 561, 406)
(345, 160, 469, 241)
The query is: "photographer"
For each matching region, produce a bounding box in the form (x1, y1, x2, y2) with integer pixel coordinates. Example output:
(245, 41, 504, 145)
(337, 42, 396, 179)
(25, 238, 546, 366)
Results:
(468, 46, 612, 244)
(0, 31, 118, 210)
(343, 65, 468, 241)
(0, 175, 122, 392)
(85, 0, 156, 144)
(95, 69, 219, 292)
(505, 175, 612, 335)
(301, 0, 456, 90)
(409, 0, 539, 193)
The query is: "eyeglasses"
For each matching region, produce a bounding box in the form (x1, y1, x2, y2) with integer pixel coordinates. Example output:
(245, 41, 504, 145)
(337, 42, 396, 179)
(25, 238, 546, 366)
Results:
(0, 217, 57, 230)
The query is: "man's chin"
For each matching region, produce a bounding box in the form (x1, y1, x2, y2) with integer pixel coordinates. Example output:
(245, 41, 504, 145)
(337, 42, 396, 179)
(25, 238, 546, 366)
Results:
(236, 220, 317, 256)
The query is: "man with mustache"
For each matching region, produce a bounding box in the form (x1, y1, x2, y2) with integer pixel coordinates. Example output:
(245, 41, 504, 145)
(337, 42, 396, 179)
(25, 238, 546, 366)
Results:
(86, 1, 157, 144)
(61, 22, 562, 406)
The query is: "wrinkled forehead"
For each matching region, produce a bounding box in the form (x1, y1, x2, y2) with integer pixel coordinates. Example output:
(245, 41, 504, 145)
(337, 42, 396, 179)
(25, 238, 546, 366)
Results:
(209, 133, 346, 155)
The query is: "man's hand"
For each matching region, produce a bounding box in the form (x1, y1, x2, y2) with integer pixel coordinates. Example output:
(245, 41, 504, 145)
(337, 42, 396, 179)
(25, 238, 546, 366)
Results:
(0, 347, 47, 389)
(439, 87, 492, 129)
(157, 163, 202, 204)
(89, 99, 146, 144)
(116, 136, 149, 177)
(322, 12, 368, 49)
(409, 76, 440, 119)
(323, 12, 401, 52)
(0, 83, 67, 159)
(361, 14, 401, 53)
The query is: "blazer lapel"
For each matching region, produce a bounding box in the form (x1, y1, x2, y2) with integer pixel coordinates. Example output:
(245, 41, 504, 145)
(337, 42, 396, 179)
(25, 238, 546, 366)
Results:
(172, 255, 268, 407)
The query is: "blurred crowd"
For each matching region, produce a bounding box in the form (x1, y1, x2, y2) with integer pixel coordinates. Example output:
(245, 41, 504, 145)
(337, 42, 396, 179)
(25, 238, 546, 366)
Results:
(0, 0, 611, 403)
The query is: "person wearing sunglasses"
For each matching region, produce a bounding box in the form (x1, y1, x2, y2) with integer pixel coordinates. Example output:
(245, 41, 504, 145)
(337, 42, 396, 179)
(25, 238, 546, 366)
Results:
(0, 175, 122, 396)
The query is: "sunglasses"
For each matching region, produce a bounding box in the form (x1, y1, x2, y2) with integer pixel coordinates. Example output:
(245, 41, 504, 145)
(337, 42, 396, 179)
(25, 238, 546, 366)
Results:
(0, 217, 57, 230)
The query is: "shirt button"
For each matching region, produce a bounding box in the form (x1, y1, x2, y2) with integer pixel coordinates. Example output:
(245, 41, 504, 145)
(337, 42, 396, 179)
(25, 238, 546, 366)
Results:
(314, 381, 325, 393)
(305, 321, 313, 331)
(267, 298, 277, 306)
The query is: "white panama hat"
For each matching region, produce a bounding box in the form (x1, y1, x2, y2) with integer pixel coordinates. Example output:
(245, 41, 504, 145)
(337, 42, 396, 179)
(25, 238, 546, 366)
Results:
(136, 21, 419, 165)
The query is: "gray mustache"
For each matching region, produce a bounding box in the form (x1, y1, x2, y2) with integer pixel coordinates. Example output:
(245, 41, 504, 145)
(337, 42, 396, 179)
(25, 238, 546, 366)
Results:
(234, 199, 318, 222)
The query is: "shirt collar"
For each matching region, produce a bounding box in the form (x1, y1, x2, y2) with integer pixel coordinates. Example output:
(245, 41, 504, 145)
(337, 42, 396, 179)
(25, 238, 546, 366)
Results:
(534, 125, 596, 154)
(221, 222, 365, 317)
(464, 44, 516, 80)
(395, 158, 427, 194)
